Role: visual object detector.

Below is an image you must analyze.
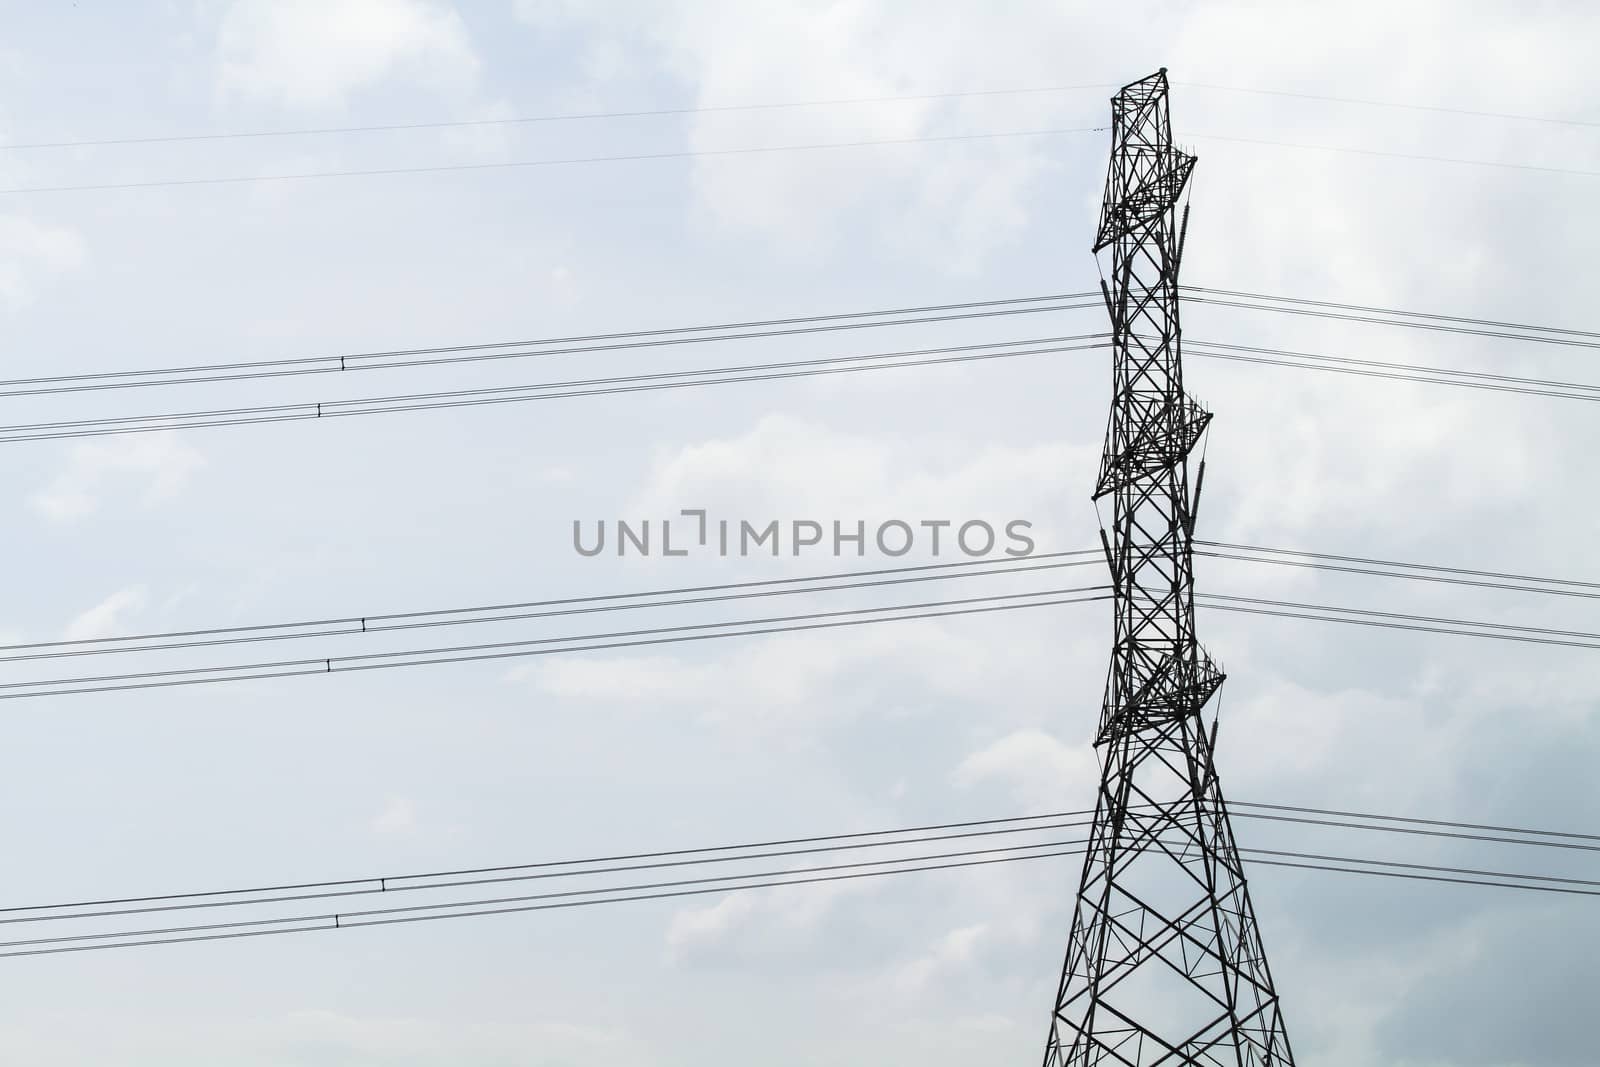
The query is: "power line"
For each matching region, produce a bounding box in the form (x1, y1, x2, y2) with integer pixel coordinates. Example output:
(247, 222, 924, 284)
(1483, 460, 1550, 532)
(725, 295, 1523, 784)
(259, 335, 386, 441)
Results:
(7, 119, 1597, 202)
(1186, 342, 1600, 405)
(1200, 540, 1600, 592)
(10, 82, 1590, 157)
(0, 84, 1118, 152)
(1183, 286, 1600, 341)
(6, 820, 1599, 959)
(0, 127, 1105, 196)
(5, 282, 1592, 422)
(0, 337, 1111, 445)
(1234, 810, 1600, 857)
(0, 586, 1111, 701)
(1190, 131, 1600, 181)
(1182, 294, 1600, 351)
(1200, 595, 1600, 652)
(19, 837, 1600, 956)
(6, 283, 1594, 414)
(9, 801, 1596, 929)
(1233, 799, 1600, 845)
(1197, 547, 1600, 602)
(7, 819, 1108, 926)
(0, 293, 1099, 397)
(9, 326, 1597, 447)
(0, 808, 1089, 916)
(10, 541, 1598, 690)
(0, 552, 1105, 664)
(17, 573, 1600, 702)
(1203, 592, 1600, 642)
(0, 843, 1092, 958)
(1176, 82, 1600, 131)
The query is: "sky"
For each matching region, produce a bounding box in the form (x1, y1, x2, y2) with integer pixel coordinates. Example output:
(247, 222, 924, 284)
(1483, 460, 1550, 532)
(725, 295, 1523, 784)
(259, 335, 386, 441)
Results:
(1, 1, 1598, 1064)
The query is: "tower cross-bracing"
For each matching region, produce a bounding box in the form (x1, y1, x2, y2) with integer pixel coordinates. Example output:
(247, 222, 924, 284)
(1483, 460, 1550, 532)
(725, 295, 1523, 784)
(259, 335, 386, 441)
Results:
(1039, 69, 1296, 1067)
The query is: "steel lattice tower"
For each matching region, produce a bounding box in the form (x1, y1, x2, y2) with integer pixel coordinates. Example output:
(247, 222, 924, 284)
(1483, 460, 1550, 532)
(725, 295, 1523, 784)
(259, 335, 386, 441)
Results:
(1038, 70, 1295, 1066)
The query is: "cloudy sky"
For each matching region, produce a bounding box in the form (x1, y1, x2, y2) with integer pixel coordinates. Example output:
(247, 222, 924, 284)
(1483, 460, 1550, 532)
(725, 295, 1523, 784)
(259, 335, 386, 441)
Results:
(1, 1, 1598, 1064)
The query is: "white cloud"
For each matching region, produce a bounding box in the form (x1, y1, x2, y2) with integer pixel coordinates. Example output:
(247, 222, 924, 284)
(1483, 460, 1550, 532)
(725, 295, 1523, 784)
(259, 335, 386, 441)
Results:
(30, 432, 204, 522)
(952, 729, 1097, 811)
(216, 0, 480, 110)
(664, 892, 757, 959)
(371, 795, 417, 835)
(521, 617, 1033, 739)
(63, 586, 147, 641)
(519, 413, 1105, 741)
(511, 0, 1101, 270)
(630, 413, 1095, 554)
(268, 1010, 641, 1064)
(890, 922, 989, 994)
(663, 877, 879, 966)
(0, 214, 87, 310)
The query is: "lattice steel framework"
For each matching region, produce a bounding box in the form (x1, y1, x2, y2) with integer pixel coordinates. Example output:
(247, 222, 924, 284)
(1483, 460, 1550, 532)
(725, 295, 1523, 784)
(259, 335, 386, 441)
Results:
(1038, 70, 1295, 1066)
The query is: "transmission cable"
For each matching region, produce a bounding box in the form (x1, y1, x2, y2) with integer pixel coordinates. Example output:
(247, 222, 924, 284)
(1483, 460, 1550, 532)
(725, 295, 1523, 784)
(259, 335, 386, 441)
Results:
(1188, 132, 1600, 181)
(13, 284, 1595, 399)
(0, 84, 1118, 152)
(16, 582, 1600, 701)
(6, 832, 1600, 960)
(0, 586, 1111, 701)
(1185, 341, 1600, 404)
(1184, 286, 1600, 341)
(11, 82, 1590, 155)
(1182, 293, 1600, 350)
(8, 801, 1597, 930)
(12, 543, 1600, 694)
(11, 328, 1599, 447)
(0, 336, 1110, 445)
(0, 126, 1105, 197)
(1175, 81, 1600, 130)
(15, 839, 1600, 956)
(0, 552, 1105, 664)
(0, 294, 1099, 397)
(1201, 540, 1600, 591)
(1199, 595, 1600, 652)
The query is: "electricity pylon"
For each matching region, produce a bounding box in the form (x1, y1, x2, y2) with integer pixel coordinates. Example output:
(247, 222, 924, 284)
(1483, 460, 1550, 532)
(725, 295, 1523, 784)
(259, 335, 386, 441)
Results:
(1038, 70, 1295, 1065)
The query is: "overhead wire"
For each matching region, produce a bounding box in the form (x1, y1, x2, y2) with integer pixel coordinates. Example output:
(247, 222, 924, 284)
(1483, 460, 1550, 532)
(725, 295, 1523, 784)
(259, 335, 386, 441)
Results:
(6, 818, 1600, 959)
(1199, 541, 1600, 592)
(0, 551, 1106, 664)
(1188, 132, 1600, 181)
(0, 586, 1112, 701)
(2, 284, 1594, 449)
(0, 293, 1101, 397)
(8, 801, 1598, 930)
(2, 811, 1108, 922)
(6, 114, 1599, 199)
(1199, 595, 1600, 652)
(8, 80, 1591, 159)
(0, 84, 1120, 152)
(1182, 293, 1600, 350)
(0, 336, 1112, 444)
(14, 578, 1600, 701)
(10, 285, 1591, 400)
(8, 540, 1600, 695)
(1174, 82, 1600, 131)
(1182, 286, 1600, 341)
(1197, 543, 1600, 601)
(18, 839, 1600, 958)
(0, 843, 1090, 958)
(0, 126, 1106, 197)
(1185, 342, 1600, 404)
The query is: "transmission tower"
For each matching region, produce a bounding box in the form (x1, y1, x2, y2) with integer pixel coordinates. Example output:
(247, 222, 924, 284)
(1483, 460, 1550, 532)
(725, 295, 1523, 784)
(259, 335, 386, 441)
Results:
(1038, 70, 1295, 1065)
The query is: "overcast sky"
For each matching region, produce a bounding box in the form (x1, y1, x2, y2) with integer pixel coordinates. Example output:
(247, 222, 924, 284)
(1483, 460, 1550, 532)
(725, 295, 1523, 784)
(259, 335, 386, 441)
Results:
(1, 2, 1598, 1064)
